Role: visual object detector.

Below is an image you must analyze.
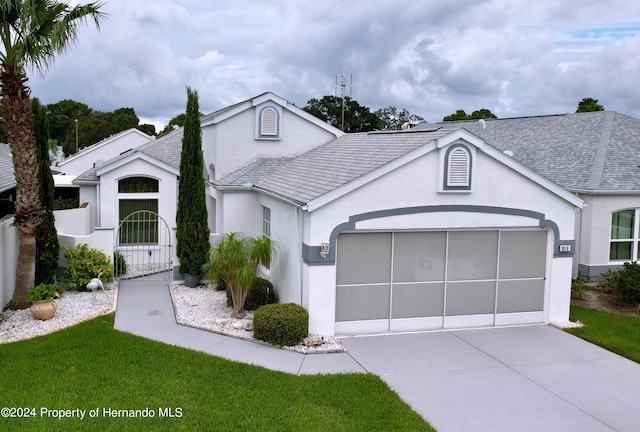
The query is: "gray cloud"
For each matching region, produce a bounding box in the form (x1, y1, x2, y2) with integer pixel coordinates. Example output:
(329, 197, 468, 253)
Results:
(26, 0, 640, 128)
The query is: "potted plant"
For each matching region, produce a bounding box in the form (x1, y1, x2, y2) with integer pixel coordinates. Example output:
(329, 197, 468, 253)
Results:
(27, 283, 62, 320)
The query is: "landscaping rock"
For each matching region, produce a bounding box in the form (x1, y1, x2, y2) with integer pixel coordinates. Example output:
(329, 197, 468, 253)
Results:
(303, 336, 324, 347)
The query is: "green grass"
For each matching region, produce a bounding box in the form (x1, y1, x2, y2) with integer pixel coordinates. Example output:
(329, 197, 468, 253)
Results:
(0, 315, 434, 431)
(567, 305, 640, 363)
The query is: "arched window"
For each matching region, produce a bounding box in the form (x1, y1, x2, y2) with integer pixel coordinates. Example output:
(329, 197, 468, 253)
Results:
(118, 176, 159, 193)
(444, 144, 472, 190)
(258, 106, 279, 138)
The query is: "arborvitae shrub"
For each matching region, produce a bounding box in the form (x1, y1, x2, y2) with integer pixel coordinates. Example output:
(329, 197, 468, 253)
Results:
(253, 303, 308, 346)
(225, 277, 278, 310)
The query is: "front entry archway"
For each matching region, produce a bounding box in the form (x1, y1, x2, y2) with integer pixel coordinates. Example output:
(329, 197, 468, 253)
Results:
(114, 210, 173, 281)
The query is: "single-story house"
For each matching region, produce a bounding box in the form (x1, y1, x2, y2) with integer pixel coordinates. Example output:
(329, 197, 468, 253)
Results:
(69, 92, 640, 336)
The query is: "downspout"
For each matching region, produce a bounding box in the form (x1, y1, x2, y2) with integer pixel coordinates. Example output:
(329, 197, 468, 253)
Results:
(96, 184, 100, 228)
(297, 206, 304, 306)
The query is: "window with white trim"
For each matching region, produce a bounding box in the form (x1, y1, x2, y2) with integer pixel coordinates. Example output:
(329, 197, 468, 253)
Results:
(118, 177, 160, 245)
(444, 144, 472, 190)
(262, 205, 271, 237)
(258, 106, 279, 139)
(610, 209, 638, 261)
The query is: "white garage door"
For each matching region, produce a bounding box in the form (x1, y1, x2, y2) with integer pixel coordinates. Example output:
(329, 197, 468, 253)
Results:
(335, 230, 547, 334)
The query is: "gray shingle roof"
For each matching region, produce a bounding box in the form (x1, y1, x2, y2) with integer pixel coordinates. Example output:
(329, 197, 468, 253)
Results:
(429, 111, 640, 192)
(74, 128, 185, 183)
(216, 126, 457, 204)
(0, 144, 16, 193)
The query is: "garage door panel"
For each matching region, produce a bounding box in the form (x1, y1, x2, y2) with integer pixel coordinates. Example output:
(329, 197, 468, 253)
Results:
(445, 281, 496, 316)
(497, 279, 545, 313)
(335, 229, 548, 333)
(336, 284, 390, 322)
(499, 231, 547, 279)
(447, 231, 498, 281)
(391, 283, 444, 318)
(393, 232, 446, 282)
(336, 233, 391, 285)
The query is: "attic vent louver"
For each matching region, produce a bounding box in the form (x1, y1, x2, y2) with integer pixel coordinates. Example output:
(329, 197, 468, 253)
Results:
(260, 107, 278, 137)
(445, 145, 471, 189)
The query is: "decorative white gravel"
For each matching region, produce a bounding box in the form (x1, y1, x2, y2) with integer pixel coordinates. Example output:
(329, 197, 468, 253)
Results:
(169, 283, 345, 354)
(551, 320, 584, 329)
(0, 285, 117, 345)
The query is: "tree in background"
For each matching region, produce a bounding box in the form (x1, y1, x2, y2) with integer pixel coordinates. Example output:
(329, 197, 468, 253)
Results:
(0, 0, 104, 308)
(31, 98, 59, 284)
(176, 87, 210, 282)
(443, 108, 497, 121)
(158, 112, 187, 136)
(576, 97, 604, 113)
(47, 99, 93, 146)
(62, 107, 139, 154)
(375, 106, 424, 130)
(303, 95, 379, 132)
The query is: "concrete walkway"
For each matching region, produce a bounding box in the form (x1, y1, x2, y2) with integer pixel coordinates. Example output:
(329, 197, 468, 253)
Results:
(114, 280, 640, 432)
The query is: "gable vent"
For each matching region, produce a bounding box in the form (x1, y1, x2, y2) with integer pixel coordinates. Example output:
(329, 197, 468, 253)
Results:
(447, 147, 470, 187)
(260, 108, 278, 136)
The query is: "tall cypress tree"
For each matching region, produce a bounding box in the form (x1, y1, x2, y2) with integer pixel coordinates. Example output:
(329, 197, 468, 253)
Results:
(176, 87, 210, 280)
(32, 98, 59, 285)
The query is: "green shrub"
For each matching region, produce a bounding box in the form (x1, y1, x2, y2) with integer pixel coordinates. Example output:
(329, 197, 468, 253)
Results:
(61, 244, 113, 291)
(226, 277, 278, 310)
(253, 303, 308, 346)
(613, 261, 640, 305)
(596, 269, 620, 294)
(215, 278, 227, 291)
(53, 196, 79, 210)
(113, 251, 128, 277)
(571, 271, 590, 300)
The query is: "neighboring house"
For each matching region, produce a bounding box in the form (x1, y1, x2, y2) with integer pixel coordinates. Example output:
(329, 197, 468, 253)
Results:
(433, 111, 640, 279)
(0, 144, 16, 218)
(71, 92, 639, 337)
(56, 128, 154, 176)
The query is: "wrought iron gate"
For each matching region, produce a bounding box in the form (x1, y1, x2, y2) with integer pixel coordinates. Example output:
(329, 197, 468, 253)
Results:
(114, 210, 173, 281)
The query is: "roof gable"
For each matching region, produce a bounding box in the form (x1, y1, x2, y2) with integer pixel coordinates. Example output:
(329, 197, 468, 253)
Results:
(216, 126, 583, 210)
(201, 91, 344, 137)
(433, 111, 640, 193)
(58, 128, 153, 168)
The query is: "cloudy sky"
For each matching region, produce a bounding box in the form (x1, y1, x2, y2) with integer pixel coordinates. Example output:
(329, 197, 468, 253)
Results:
(27, 0, 640, 130)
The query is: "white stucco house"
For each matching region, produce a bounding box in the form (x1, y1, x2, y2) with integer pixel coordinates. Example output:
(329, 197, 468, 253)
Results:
(56, 128, 154, 176)
(69, 92, 640, 337)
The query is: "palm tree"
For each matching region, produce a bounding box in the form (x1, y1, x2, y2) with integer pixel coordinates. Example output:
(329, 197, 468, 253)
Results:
(0, 0, 105, 308)
(203, 233, 276, 319)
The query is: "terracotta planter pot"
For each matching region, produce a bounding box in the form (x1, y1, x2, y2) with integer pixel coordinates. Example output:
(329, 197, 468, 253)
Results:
(30, 300, 57, 320)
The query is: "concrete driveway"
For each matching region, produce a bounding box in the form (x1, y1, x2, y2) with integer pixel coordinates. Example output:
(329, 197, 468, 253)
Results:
(340, 325, 640, 432)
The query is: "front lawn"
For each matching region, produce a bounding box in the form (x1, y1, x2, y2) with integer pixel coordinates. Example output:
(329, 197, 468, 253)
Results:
(0, 314, 434, 431)
(567, 305, 640, 363)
